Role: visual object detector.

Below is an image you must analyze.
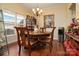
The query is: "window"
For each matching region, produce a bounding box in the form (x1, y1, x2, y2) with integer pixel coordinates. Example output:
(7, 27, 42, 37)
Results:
(4, 12, 16, 25)
(3, 10, 16, 35)
(3, 10, 26, 36)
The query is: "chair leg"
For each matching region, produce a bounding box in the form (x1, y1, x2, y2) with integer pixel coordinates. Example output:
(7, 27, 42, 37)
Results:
(19, 45, 21, 56)
(28, 48, 31, 56)
(51, 40, 54, 47)
(51, 42, 53, 47)
(49, 43, 52, 54)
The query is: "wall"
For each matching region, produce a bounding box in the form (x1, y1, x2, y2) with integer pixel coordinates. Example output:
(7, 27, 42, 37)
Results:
(76, 3, 79, 19)
(36, 4, 72, 39)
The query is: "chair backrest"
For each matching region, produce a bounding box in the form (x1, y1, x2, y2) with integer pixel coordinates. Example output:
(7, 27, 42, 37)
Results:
(41, 27, 56, 41)
(45, 27, 53, 32)
(15, 27, 28, 46)
(40, 27, 55, 33)
(51, 27, 56, 42)
(40, 27, 46, 32)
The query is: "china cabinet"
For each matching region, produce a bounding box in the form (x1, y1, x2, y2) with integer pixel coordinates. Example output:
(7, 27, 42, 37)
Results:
(0, 10, 9, 56)
(26, 16, 36, 31)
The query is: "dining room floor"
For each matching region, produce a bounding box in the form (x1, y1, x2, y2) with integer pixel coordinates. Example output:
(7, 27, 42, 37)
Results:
(5, 40, 66, 56)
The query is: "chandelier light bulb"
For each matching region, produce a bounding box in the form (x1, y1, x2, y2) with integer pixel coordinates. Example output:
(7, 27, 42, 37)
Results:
(39, 11, 41, 14)
(32, 9, 35, 12)
(40, 9, 42, 12)
(32, 8, 42, 16)
(37, 8, 39, 11)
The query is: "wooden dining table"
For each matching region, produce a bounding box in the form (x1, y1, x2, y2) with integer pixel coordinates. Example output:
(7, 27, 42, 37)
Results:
(25, 31, 51, 40)
(25, 31, 51, 49)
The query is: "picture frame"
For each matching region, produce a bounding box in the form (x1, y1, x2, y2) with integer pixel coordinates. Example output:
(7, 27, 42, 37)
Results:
(44, 15, 54, 28)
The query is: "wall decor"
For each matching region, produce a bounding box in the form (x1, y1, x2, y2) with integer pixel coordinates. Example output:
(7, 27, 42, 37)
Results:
(44, 15, 54, 27)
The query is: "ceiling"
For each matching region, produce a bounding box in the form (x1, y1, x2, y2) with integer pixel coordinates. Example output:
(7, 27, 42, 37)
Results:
(22, 3, 68, 9)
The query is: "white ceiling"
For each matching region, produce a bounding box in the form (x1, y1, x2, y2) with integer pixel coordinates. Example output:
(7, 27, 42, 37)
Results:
(22, 3, 68, 9)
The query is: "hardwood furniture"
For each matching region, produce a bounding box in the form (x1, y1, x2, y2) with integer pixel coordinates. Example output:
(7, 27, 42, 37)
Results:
(25, 31, 51, 50)
(39, 27, 56, 53)
(40, 27, 54, 32)
(15, 27, 38, 56)
(40, 27, 46, 32)
(0, 10, 9, 56)
(26, 16, 36, 31)
(25, 31, 51, 44)
(26, 32, 50, 37)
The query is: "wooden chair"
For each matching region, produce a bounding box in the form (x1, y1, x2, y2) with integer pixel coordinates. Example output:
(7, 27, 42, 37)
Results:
(39, 27, 56, 53)
(15, 27, 38, 56)
(40, 27, 46, 32)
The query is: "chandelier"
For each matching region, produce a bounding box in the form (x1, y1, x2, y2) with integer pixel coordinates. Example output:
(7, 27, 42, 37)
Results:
(32, 8, 43, 16)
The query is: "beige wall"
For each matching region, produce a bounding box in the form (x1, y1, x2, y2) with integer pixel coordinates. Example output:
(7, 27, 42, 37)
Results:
(0, 3, 32, 16)
(76, 3, 79, 19)
(36, 4, 72, 39)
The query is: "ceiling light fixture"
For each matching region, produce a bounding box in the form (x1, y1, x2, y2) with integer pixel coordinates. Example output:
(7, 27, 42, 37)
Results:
(32, 8, 43, 16)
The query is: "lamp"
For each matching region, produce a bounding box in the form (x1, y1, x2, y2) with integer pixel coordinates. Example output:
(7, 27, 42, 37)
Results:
(32, 8, 43, 16)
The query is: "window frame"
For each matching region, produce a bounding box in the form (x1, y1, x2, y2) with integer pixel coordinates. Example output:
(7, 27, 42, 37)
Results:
(3, 9, 26, 36)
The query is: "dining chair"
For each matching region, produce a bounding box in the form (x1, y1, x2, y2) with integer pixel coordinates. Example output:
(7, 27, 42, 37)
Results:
(15, 27, 38, 56)
(40, 27, 46, 32)
(39, 27, 56, 53)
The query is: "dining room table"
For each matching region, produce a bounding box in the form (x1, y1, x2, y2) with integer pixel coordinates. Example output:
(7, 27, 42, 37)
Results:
(25, 31, 51, 49)
(27, 31, 50, 38)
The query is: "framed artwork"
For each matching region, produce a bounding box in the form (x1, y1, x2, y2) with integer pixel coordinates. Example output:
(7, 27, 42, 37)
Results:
(44, 15, 54, 28)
